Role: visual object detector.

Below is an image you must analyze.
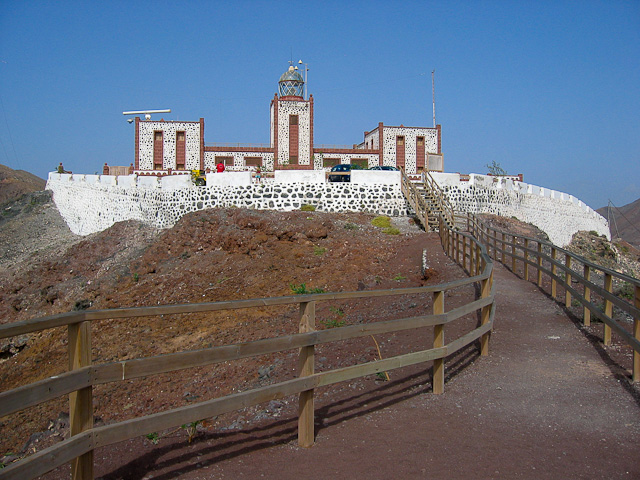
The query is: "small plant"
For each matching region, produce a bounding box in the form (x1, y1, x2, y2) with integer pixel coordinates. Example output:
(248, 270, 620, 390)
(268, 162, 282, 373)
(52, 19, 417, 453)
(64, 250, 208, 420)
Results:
(290, 283, 325, 295)
(133, 273, 139, 282)
(322, 306, 346, 328)
(371, 216, 392, 228)
(616, 282, 634, 300)
(146, 432, 160, 445)
(344, 222, 359, 230)
(376, 372, 388, 381)
(486, 160, 507, 176)
(383, 227, 400, 235)
(300, 204, 316, 212)
(182, 420, 202, 444)
(393, 274, 406, 282)
(313, 246, 327, 256)
(321, 318, 345, 328)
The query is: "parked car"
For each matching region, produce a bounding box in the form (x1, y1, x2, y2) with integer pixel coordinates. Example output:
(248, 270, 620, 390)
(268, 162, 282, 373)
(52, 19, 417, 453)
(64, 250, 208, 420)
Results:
(368, 165, 400, 171)
(328, 164, 354, 182)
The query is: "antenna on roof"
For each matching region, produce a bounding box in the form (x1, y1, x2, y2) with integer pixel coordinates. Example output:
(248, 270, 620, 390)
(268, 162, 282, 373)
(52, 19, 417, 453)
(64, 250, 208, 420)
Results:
(432, 70, 436, 128)
(122, 109, 171, 121)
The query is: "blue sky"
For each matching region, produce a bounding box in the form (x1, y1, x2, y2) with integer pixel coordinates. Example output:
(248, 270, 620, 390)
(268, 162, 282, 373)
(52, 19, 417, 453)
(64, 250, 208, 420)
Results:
(0, 0, 638, 209)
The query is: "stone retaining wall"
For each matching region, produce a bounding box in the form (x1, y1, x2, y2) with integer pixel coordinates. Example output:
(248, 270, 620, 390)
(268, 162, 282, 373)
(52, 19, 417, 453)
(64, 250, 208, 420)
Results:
(46, 173, 409, 235)
(432, 173, 609, 246)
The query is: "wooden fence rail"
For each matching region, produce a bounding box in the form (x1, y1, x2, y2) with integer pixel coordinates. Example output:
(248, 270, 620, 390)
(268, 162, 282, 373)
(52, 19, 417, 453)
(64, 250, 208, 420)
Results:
(0, 219, 494, 480)
(463, 214, 640, 382)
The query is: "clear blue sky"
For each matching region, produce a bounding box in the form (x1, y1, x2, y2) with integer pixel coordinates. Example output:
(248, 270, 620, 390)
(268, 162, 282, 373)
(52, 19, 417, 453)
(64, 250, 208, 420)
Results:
(1, 0, 638, 209)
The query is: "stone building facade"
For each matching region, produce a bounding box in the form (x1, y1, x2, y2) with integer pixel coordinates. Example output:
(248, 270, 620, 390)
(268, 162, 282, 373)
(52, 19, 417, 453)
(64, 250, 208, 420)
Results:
(130, 64, 443, 175)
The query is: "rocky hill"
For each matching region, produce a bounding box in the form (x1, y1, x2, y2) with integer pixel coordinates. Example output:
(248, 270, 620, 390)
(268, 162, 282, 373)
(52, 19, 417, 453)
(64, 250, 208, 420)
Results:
(0, 193, 438, 458)
(0, 164, 46, 205)
(598, 197, 640, 248)
(2, 187, 639, 470)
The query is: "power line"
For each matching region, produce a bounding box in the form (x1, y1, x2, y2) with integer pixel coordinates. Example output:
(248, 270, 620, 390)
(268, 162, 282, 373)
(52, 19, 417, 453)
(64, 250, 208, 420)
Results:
(607, 199, 640, 239)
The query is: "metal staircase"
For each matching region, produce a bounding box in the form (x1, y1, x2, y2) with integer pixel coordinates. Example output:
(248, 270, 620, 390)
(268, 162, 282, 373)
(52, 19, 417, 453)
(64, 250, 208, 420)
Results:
(400, 169, 455, 232)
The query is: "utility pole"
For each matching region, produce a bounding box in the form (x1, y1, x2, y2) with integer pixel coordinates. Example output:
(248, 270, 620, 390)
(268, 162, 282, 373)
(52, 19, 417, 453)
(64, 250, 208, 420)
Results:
(432, 69, 436, 128)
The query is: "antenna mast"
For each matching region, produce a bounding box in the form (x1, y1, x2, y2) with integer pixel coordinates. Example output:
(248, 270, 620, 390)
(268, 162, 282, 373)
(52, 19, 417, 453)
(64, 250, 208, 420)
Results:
(432, 69, 436, 128)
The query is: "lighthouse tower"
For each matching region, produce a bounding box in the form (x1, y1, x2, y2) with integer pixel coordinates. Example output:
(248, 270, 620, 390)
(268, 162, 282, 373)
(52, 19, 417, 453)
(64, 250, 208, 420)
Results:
(270, 64, 314, 168)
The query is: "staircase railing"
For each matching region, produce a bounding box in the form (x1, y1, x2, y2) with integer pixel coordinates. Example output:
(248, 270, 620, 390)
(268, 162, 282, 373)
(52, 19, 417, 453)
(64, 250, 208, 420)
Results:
(400, 169, 431, 230)
(422, 171, 455, 227)
(399, 168, 454, 231)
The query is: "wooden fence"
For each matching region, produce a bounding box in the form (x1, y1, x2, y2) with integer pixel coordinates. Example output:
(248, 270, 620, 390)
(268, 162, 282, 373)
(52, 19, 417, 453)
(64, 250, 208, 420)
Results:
(463, 214, 640, 382)
(0, 220, 494, 479)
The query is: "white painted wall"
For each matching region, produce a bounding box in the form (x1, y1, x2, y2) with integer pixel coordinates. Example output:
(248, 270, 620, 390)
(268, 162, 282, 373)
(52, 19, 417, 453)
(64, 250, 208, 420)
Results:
(351, 170, 400, 185)
(47, 173, 409, 235)
(275, 170, 325, 183)
(432, 173, 609, 246)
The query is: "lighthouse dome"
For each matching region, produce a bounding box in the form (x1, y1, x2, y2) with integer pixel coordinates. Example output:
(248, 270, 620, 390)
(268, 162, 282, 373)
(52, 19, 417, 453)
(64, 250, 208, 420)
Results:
(278, 65, 304, 98)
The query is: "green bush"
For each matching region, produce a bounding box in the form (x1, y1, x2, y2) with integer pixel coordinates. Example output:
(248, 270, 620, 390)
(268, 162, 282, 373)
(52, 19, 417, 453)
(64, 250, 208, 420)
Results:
(300, 204, 316, 212)
(383, 227, 400, 235)
(371, 216, 392, 228)
(290, 283, 325, 295)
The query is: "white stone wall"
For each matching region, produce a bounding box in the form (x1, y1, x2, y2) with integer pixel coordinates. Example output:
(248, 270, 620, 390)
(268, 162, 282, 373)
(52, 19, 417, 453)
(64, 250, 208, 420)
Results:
(47, 173, 409, 236)
(382, 127, 438, 174)
(277, 100, 311, 165)
(138, 121, 201, 170)
(432, 173, 609, 246)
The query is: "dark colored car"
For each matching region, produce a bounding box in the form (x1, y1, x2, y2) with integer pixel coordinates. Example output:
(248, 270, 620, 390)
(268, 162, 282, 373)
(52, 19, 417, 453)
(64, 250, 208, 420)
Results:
(328, 164, 353, 182)
(368, 165, 400, 171)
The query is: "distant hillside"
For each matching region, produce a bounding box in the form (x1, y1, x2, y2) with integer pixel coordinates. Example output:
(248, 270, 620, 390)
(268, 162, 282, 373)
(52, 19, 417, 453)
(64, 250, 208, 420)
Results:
(0, 164, 46, 205)
(597, 198, 640, 248)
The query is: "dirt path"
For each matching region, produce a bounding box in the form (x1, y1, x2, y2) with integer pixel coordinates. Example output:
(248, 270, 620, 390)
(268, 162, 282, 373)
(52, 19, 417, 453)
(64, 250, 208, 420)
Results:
(68, 244, 640, 480)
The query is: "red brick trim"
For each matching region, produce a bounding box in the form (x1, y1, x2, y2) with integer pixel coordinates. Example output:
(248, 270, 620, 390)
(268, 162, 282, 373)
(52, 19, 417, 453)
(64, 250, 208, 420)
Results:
(279, 95, 304, 101)
(205, 146, 275, 153)
(272, 94, 279, 165)
(378, 122, 384, 166)
(199, 118, 205, 170)
(309, 95, 314, 164)
(436, 124, 441, 154)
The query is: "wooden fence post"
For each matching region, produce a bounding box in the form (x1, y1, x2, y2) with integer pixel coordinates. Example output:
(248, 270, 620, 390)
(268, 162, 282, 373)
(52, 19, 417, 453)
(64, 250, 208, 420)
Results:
(433, 291, 445, 394)
(537, 243, 543, 287)
(480, 271, 492, 356)
(583, 265, 591, 326)
(565, 254, 572, 308)
(524, 239, 529, 281)
(501, 232, 506, 263)
(462, 237, 467, 271)
(551, 247, 557, 298)
(69, 321, 93, 480)
(511, 235, 517, 273)
(603, 274, 612, 346)
(298, 301, 316, 447)
(634, 285, 639, 383)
